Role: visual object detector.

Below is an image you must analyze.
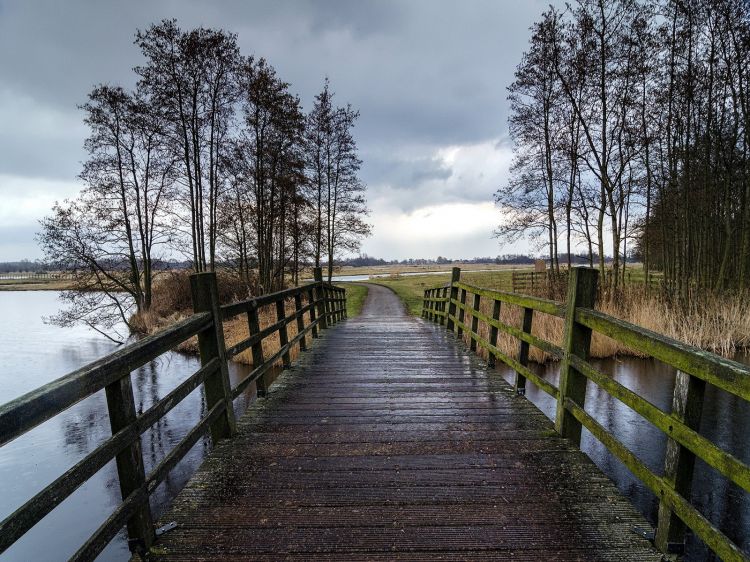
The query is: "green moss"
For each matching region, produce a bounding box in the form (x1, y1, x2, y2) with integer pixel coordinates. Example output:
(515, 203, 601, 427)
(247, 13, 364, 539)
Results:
(338, 283, 369, 317)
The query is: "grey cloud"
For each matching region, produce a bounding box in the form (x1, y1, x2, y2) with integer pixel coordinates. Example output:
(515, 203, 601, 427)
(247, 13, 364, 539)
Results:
(0, 0, 558, 259)
(363, 154, 452, 190)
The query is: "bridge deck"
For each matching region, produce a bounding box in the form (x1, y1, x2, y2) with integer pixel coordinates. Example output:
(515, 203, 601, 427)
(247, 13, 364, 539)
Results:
(152, 284, 661, 561)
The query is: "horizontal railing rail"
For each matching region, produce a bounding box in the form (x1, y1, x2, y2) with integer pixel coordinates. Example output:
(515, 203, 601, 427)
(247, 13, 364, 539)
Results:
(0, 267, 347, 560)
(422, 266, 750, 561)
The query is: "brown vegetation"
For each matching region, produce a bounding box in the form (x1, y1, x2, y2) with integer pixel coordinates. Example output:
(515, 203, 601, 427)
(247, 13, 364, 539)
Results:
(460, 286, 750, 365)
(130, 270, 310, 366)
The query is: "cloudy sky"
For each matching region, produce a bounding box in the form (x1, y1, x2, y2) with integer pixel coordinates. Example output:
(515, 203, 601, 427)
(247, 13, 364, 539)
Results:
(0, 0, 555, 262)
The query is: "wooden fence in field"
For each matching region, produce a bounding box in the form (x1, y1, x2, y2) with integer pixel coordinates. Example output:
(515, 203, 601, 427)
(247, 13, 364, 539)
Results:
(0, 268, 346, 560)
(423, 267, 749, 561)
(0, 271, 75, 281)
(510, 268, 663, 294)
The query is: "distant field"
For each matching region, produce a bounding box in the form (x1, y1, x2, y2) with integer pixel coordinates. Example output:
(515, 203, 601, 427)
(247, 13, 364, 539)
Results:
(363, 264, 654, 316)
(338, 283, 368, 317)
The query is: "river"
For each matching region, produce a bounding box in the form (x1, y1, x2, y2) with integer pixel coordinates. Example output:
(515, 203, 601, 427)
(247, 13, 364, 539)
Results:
(0, 291, 747, 560)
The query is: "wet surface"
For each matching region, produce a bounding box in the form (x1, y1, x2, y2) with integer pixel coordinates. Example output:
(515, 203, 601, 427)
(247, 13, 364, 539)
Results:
(0, 292, 253, 561)
(153, 284, 661, 560)
(503, 353, 750, 560)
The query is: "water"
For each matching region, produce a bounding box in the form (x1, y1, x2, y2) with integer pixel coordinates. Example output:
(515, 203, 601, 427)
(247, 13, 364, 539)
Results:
(496, 355, 750, 560)
(0, 292, 253, 561)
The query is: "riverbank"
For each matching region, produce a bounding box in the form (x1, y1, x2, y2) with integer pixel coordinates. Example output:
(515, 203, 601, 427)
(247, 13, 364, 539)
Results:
(370, 273, 750, 361)
(134, 273, 368, 366)
(0, 278, 77, 291)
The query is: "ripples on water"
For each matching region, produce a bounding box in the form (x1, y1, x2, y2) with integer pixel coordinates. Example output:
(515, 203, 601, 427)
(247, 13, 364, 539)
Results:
(0, 292, 252, 561)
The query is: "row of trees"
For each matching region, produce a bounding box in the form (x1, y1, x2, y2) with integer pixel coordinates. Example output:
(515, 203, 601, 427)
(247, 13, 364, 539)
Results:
(496, 0, 750, 294)
(39, 20, 370, 334)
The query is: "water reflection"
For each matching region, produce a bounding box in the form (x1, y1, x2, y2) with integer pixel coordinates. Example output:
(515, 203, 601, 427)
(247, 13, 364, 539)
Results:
(0, 292, 252, 561)
(499, 354, 750, 560)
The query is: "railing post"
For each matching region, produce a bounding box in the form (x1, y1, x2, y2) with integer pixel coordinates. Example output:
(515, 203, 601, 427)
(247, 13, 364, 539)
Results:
(247, 304, 269, 396)
(457, 288, 467, 337)
(555, 267, 598, 445)
(469, 293, 481, 351)
(422, 289, 428, 318)
(307, 287, 319, 338)
(276, 298, 291, 368)
(294, 292, 307, 352)
(313, 267, 328, 330)
(487, 299, 501, 368)
(190, 272, 236, 440)
(428, 289, 435, 322)
(655, 372, 706, 553)
(105, 372, 154, 554)
(440, 286, 449, 326)
(446, 267, 461, 332)
(515, 307, 534, 395)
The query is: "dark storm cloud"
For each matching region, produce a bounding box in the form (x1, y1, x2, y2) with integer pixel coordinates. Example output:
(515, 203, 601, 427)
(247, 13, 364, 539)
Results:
(0, 0, 556, 259)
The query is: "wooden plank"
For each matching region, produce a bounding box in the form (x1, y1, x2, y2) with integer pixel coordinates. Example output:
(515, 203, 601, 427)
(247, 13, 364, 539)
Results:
(152, 284, 660, 562)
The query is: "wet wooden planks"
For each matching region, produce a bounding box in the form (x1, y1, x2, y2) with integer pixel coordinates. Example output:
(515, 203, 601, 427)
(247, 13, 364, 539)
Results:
(151, 284, 662, 561)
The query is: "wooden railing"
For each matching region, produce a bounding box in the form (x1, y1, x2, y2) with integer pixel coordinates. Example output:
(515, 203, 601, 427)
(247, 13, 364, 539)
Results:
(0, 267, 346, 560)
(423, 267, 749, 562)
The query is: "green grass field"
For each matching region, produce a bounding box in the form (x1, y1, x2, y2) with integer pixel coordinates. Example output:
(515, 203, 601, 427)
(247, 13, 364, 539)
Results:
(363, 265, 655, 317)
(339, 283, 369, 317)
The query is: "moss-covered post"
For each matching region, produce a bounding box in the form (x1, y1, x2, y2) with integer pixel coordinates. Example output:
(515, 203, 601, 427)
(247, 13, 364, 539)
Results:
(555, 267, 598, 445)
(446, 267, 461, 332)
(469, 293, 481, 352)
(190, 272, 236, 440)
(457, 288, 467, 337)
(313, 267, 328, 330)
(294, 293, 307, 352)
(487, 299, 501, 368)
(307, 287, 318, 338)
(515, 307, 534, 395)
(105, 372, 154, 554)
(276, 298, 291, 368)
(247, 304, 269, 396)
(655, 372, 706, 552)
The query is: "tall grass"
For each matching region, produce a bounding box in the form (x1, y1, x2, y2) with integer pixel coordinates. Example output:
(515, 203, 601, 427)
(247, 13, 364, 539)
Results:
(133, 271, 365, 367)
(457, 287, 750, 364)
(372, 273, 750, 361)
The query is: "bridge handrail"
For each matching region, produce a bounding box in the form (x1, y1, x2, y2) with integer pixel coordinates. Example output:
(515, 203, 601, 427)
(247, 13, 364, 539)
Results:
(422, 267, 750, 561)
(0, 268, 347, 560)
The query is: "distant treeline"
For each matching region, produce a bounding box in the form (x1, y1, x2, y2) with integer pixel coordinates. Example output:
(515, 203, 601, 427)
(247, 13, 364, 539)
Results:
(1, 253, 603, 273)
(500, 0, 750, 294)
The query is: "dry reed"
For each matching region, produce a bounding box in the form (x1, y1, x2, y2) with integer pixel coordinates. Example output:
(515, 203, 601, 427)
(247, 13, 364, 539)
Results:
(456, 286, 750, 364)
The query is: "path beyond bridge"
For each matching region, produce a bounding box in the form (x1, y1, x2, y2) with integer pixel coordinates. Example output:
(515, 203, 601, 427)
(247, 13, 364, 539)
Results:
(151, 284, 661, 560)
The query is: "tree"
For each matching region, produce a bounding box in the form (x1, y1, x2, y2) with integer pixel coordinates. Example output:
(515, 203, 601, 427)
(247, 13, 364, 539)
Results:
(305, 79, 371, 281)
(135, 19, 240, 273)
(38, 85, 174, 340)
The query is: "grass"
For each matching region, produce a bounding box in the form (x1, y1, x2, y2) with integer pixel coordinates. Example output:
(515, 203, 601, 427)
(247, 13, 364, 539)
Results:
(338, 283, 368, 317)
(365, 270, 750, 360)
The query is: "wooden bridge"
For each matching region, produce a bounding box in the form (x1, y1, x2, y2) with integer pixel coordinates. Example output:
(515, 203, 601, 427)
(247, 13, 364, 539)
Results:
(0, 267, 748, 560)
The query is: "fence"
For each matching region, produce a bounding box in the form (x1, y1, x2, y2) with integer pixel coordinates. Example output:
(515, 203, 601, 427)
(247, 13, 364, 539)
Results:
(423, 266, 749, 561)
(0, 268, 346, 560)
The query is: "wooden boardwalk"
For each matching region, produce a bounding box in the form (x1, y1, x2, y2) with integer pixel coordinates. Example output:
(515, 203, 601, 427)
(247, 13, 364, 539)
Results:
(152, 284, 662, 561)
